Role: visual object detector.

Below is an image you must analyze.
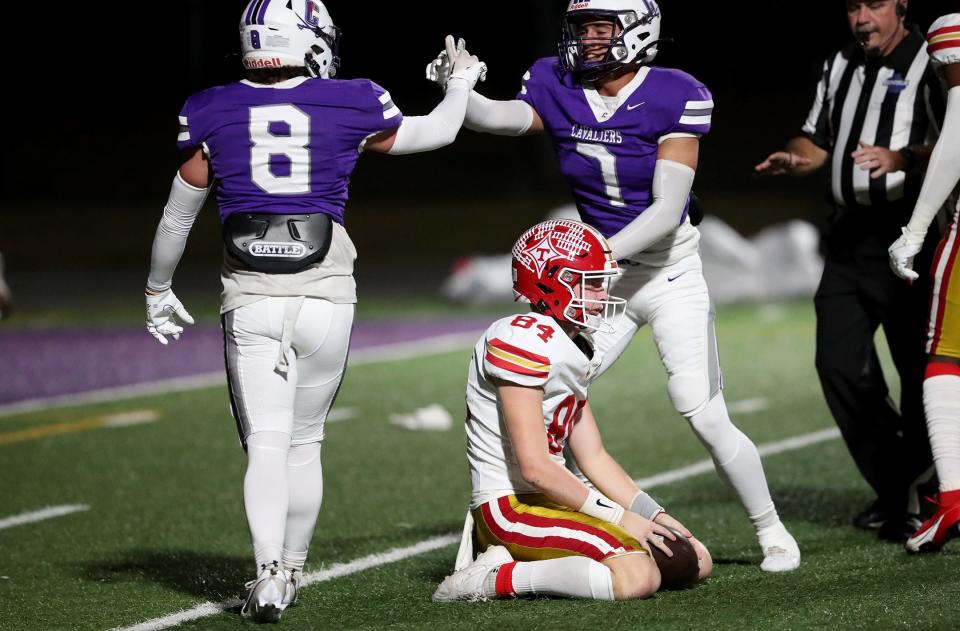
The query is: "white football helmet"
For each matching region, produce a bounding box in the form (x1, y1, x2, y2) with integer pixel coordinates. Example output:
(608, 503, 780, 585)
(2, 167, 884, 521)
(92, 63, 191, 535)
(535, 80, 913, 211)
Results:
(240, 0, 341, 79)
(558, 0, 662, 80)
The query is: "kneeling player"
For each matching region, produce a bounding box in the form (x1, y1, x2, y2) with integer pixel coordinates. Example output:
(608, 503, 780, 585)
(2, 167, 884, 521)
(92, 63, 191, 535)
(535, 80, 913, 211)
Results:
(434, 220, 711, 602)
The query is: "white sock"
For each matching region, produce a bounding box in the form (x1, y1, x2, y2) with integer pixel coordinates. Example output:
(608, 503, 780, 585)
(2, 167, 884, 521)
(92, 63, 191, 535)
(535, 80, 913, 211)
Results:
(283, 442, 323, 563)
(490, 557, 614, 600)
(756, 522, 796, 549)
(749, 507, 781, 532)
(924, 374, 960, 490)
(282, 549, 308, 575)
(688, 394, 776, 520)
(245, 431, 290, 570)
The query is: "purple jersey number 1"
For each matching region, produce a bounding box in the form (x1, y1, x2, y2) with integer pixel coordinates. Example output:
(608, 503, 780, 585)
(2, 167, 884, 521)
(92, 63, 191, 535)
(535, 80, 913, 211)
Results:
(575, 142, 625, 208)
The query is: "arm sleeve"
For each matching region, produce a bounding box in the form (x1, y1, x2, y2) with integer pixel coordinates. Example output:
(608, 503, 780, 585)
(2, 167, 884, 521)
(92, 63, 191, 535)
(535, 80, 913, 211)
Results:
(464, 91, 534, 136)
(607, 160, 696, 260)
(905, 86, 960, 237)
(386, 81, 469, 155)
(800, 59, 834, 150)
(146, 173, 210, 292)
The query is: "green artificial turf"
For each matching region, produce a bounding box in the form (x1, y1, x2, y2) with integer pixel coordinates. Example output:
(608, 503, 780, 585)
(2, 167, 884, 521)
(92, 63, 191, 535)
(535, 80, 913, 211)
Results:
(1, 301, 956, 630)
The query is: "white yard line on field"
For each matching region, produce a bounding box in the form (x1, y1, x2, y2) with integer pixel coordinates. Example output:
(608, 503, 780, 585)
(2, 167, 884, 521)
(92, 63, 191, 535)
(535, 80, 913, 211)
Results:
(634, 427, 842, 489)
(726, 397, 769, 415)
(0, 332, 481, 419)
(0, 505, 90, 531)
(109, 534, 459, 631)
(110, 426, 842, 631)
(326, 407, 355, 423)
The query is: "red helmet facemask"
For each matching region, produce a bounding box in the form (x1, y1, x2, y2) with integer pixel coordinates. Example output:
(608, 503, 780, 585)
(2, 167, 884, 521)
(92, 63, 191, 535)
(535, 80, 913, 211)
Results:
(511, 220, 625, 333)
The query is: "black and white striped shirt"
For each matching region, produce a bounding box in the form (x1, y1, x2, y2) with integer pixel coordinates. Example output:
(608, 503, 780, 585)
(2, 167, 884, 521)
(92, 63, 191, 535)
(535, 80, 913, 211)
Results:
(802, 27, 945, 210)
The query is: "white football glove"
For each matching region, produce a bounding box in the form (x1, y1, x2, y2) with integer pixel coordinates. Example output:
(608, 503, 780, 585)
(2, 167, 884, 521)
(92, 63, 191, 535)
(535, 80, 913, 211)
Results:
(888, 226, 925, 282)
(145, 288, 194, 345)
(425, 41, 453, 86)
(426, 35, 486, 91)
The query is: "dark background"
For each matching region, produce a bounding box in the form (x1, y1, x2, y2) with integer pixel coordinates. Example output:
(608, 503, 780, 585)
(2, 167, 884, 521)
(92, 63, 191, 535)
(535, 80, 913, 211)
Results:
(1, 1, 952, 310)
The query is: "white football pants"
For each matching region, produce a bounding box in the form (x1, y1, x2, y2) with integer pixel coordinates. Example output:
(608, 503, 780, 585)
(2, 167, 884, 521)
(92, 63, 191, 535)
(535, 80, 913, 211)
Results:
(591, 253, 778, 522)
(594, 253, 720, 415)
(222, 296, 355, 445)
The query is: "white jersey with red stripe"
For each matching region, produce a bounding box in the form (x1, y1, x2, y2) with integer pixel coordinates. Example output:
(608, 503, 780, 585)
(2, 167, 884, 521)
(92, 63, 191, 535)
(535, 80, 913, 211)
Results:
(465, 311, 604, 509)
(928, 14, 960, 69)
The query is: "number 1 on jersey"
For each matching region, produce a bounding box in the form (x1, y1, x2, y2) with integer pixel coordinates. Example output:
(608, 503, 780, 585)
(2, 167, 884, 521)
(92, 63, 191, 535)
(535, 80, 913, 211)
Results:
(575, 142, 626, 208)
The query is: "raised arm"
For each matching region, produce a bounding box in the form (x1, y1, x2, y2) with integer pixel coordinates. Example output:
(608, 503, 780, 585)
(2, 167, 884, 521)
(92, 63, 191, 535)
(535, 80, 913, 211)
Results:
(424, 38, 543, 136)
(464, 92, 543, 136)
(364, 36, 486, 154)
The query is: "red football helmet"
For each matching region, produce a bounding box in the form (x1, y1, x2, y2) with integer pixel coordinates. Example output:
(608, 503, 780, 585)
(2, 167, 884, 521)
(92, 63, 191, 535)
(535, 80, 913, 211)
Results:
(511, 220, 625, 332)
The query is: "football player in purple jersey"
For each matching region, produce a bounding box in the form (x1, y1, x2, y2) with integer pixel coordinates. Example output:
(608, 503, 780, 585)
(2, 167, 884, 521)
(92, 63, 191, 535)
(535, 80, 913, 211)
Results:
(428, 0, 800, 572)
(143, 0, 485, 622)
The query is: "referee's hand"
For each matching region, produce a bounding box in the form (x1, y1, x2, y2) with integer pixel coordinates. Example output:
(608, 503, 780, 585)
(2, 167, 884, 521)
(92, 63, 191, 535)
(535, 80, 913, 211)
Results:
(852, 141, 900, 179)
(754, 151, 812, 176)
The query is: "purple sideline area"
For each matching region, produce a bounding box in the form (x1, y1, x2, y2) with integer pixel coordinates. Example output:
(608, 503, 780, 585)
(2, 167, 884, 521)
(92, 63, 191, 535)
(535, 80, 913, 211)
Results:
(0, 318, 490, 406)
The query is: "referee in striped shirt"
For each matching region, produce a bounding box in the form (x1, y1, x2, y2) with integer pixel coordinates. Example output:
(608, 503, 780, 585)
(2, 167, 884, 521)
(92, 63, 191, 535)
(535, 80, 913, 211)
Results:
(755, 0, 944, 541)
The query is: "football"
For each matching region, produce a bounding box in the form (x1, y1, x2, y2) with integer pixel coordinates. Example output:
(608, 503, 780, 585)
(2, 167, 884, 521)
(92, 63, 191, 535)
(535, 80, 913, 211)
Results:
(649, 530, 700, 590)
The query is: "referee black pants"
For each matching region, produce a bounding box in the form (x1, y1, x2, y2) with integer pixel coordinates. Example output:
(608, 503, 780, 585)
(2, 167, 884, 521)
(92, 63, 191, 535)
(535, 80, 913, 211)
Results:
(814, 256, 932, 514)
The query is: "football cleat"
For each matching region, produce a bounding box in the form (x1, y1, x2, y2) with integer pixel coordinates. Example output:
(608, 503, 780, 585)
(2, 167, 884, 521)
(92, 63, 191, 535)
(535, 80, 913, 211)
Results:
(241, 561, 289, 623)
(905, 490, 960, 553)
(282, 568, 300, 608)
(432, 545, 513, 602)
(757, 523, 801, 573)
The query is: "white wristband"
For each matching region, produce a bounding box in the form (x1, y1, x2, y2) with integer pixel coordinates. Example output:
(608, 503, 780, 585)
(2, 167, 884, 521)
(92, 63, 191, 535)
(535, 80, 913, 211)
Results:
(578, 489, 625, 525)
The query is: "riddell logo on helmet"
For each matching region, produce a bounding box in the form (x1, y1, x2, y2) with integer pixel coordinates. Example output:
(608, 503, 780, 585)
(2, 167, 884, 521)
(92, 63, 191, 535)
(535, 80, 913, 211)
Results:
(569, 2, 591, 9)
(243, 57, 283, 69)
